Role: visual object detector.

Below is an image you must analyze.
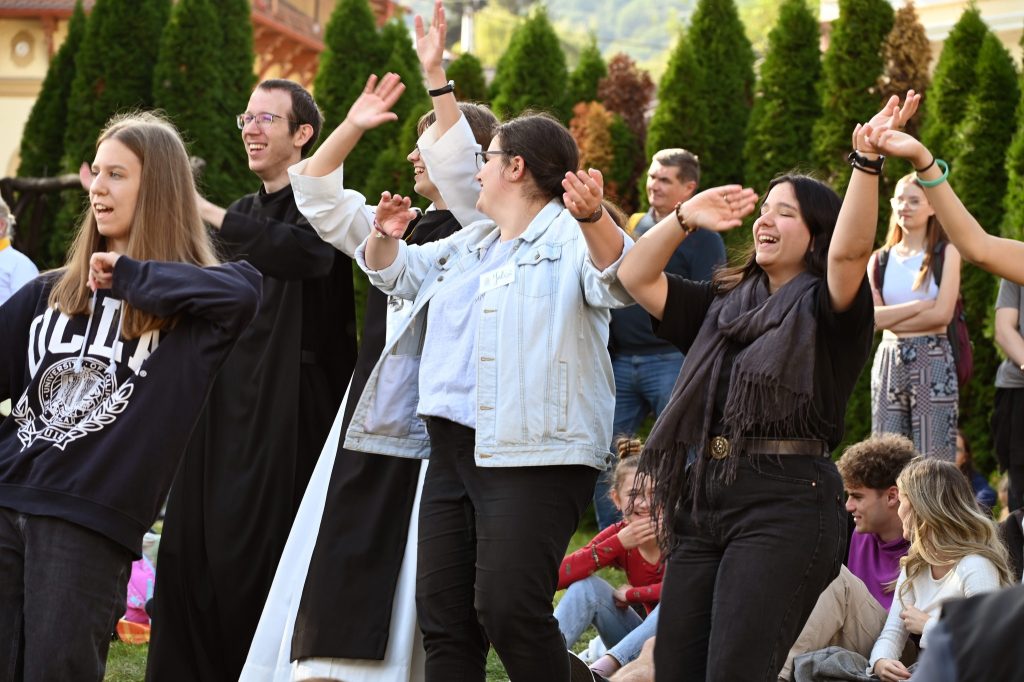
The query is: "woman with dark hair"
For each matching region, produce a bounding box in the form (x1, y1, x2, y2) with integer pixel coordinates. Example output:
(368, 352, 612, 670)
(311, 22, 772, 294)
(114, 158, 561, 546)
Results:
(868, 174, 961, 461)
(353, 110, 632, 680)
(617, 92, 920, 681)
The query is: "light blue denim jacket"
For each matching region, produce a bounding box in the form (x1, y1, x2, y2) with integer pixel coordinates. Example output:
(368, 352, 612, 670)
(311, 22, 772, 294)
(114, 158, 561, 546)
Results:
(346, 201, 634, 469)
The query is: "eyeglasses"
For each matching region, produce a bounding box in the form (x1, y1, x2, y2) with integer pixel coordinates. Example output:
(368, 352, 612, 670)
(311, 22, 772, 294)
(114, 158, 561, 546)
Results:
(236, 112, 296, 130)
(474, 149, 514, 170)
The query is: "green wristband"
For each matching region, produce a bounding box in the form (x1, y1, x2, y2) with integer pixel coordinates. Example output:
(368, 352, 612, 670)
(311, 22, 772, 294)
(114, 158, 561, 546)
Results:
(916, 159, 949, 188)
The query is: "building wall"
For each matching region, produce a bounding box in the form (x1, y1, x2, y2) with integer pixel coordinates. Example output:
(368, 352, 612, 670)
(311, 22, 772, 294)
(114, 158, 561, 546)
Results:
(821, 0, 1023, 66)
(0, 17, 69, 176)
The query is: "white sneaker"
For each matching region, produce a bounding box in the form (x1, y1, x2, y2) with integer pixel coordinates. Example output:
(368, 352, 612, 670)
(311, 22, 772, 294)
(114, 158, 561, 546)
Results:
(579, 635, 607, 664)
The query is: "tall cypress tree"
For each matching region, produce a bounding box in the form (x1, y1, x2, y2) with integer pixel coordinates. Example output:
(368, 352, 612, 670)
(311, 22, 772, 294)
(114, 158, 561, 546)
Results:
(1003, 40, 1024, 243)
(363, 20, 430, 199)
(490, 7, 570, 121)
(56, 0, 170, 263)
(313, 0, 387, 190)
(152, 0, 227, 200)
(686, 0, 754, 190)
(918, 5, 987, 159)
(879, 0, 932, 188)
(743, 0, 821, 193)
(948, 33, 1021, 472)
(646, 30, 707, 165)
(447, 52, 488, 103)
(16, 0, 87, 269)
(63, 0, 171, 173)
(211, 0, 257, 201)
(812, 0, 893, 191)
(568, 37, 607, 105)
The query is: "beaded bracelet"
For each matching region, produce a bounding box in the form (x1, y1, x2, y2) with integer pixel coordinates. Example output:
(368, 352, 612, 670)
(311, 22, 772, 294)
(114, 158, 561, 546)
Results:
(916, 159, 949, 188)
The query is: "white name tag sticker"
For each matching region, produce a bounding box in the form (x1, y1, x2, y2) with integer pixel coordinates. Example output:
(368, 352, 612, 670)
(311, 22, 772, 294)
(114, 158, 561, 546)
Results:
(479, 263, 516, 294)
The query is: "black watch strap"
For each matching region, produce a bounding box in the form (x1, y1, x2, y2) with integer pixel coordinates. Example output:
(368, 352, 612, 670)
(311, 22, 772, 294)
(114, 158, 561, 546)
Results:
(428, 80, 455, 97)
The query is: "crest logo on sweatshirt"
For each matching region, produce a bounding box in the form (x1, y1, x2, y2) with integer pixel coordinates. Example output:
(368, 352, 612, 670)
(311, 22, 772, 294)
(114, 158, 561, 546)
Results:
(14, 357, 135, 451)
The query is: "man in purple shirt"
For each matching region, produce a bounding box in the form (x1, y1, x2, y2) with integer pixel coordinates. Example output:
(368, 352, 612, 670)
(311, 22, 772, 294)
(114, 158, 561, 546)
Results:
(779, 434, 917, 680)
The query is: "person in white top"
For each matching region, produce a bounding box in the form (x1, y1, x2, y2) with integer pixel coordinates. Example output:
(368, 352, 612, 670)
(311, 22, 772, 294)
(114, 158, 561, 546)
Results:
(0, 197, 39, 305)
(867, 174, 962, 461)
(870, 458, 1013, 681)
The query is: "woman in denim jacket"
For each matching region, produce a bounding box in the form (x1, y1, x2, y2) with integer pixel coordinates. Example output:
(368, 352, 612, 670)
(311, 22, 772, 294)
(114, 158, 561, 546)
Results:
(352, 112, 631, 681)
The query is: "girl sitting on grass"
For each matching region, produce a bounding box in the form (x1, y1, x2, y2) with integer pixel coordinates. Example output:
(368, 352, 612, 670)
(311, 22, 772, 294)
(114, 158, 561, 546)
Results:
(555, 438, 663, 678)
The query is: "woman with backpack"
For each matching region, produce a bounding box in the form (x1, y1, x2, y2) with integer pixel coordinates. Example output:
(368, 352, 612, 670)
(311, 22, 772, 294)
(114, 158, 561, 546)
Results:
(867, 173, 962, 462)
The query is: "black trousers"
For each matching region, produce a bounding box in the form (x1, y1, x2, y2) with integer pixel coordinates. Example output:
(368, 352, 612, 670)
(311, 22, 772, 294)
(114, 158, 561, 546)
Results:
(993, 387, 1024, 511)
(417, 418, 598, 682)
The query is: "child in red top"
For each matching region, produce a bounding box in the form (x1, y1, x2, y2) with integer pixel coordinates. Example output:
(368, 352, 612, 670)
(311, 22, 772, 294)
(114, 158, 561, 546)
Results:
(554, 440, 663, 677)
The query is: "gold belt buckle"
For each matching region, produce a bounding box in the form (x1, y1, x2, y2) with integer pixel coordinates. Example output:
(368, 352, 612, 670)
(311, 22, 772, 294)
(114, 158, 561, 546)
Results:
(710, 436, 730, 460)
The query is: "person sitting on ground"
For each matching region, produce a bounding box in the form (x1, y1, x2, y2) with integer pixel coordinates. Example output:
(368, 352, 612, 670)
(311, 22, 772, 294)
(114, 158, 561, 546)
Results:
(792, 458, 1014, 681)
(956, 429, 996, 514)
(555, 438, 663, 678)
(779, 433, 916, 680)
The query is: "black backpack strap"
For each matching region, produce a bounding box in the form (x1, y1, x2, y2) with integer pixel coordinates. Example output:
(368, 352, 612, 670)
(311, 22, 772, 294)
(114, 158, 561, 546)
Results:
(931, 240, 947, 285)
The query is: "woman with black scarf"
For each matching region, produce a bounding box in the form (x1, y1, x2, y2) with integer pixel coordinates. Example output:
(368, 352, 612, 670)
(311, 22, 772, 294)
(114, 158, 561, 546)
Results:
(617, 91, 920, 681)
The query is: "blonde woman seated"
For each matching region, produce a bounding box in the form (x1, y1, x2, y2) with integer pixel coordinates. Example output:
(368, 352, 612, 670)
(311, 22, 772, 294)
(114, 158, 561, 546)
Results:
(792, 459, 1014, 682)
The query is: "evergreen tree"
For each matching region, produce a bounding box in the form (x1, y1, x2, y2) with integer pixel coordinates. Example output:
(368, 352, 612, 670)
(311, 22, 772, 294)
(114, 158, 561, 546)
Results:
(646, 30, 707, 167)
(606, 114, 641, 213)
(57, 0, 170, 263)
(16, 0, 86, 269)
(63, 0, 171, 174)
(743, 0, 821, 193)
(568, 37, 606, 105)
(1003, 43, 1024, 243)
(446, 52, 488, 103)
(919, 5, 987, 159)
(313, 0, 387, 189)
(152, 0, 227, 200)
(363, 20, 430, 199)
(948, 33, 1021, 473)
(686, 0, 754, 190)
(211, 0, 257, 201)
(812, 0, 893, 191)
(490, 7, 570, 121)
(879, 0, 932, 190)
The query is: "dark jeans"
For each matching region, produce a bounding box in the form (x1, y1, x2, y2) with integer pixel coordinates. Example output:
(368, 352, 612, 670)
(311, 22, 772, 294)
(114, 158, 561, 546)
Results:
(0, 508, 132, 682)
(993, 387, 1024, 511)
(654, 454, 846, 682)
(417, 418, 598, 682)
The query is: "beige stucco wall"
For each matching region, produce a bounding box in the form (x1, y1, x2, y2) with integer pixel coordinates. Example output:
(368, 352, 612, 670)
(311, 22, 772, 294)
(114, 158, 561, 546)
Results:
(0, 17, 69, 177)
(821, 0, 1023, 66)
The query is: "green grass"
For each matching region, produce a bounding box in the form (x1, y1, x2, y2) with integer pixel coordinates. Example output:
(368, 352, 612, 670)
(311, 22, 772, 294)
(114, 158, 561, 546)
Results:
(106, 509, 621, 681)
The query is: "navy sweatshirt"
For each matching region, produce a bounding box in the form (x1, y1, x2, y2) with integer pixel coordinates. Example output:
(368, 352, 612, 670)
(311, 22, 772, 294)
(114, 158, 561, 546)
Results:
(0, 257, 261, 555)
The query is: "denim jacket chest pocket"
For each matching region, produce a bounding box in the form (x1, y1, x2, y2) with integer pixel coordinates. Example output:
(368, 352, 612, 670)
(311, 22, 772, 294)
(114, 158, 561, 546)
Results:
(515, 243, 563, 298)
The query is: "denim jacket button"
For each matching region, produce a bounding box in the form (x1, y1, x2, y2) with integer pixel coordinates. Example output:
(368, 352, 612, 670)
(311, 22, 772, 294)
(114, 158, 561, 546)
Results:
(439, 257, 447, 266)
(437, 275, 444, 282)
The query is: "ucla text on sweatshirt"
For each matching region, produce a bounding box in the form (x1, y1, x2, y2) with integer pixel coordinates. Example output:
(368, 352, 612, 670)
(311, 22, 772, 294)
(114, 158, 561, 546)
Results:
(0, 257, 262, 555)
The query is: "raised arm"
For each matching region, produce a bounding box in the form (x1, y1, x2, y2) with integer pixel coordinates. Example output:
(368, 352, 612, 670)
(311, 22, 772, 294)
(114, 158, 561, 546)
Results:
(416, 0, 459, 138)
(562, 168, 624, 271)
(872, 129, 1024, 285)
(618, 185, 756, 319)
(302, 73, 405, 179)
(829, 92, 920, 313)
(364, 191, 418, 271)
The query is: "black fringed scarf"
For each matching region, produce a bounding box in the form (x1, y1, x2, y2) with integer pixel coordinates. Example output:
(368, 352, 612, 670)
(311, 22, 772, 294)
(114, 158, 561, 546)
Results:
(638, 270, 823, 538)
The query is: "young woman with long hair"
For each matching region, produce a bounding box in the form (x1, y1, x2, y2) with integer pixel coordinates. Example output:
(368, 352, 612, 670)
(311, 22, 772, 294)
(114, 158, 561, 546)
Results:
(868, 174, 961, 461)
(0, 112, 260, 680)
(869, 458, 1012, 681)
(617, 93, 920, 681)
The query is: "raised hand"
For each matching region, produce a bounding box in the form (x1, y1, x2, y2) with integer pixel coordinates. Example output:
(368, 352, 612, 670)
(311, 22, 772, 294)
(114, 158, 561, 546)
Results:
(415, 0, 447, 74)
(679, 185, 758, 232)
(562, 169, 605, 222)
(617, 516, 657, 549)
(345, 73, 405, 133)
(89, 251, 121, 291)
(854, 90, 921, 155)
(374, 191, 417, 239)
(863, 128, 933, 171)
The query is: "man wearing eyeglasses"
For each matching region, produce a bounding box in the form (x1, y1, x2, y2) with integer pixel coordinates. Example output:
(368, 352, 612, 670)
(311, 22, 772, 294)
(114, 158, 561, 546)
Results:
(147, 79, 357, 682)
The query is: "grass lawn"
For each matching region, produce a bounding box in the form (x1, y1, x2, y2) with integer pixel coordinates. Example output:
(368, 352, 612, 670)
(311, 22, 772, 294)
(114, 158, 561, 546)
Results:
(106, 509, 619, 682)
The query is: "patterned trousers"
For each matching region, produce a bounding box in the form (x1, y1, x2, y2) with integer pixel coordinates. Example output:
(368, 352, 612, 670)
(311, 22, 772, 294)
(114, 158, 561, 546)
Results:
(871, 334, 958, 461)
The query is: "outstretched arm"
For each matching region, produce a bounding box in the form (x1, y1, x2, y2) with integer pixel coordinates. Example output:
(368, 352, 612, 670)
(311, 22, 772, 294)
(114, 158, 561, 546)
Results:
(302, 73, 405, 178)
(618, 185, 756, 319)
(829, 91, 920, 313)
(416, 0, 459, 138)
(871, 128, 1024, 285)
(562, 168, 624, 270)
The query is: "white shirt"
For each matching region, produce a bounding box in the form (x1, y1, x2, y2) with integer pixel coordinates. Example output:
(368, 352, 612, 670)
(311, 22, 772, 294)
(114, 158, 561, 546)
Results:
(0, 243, 39, 305)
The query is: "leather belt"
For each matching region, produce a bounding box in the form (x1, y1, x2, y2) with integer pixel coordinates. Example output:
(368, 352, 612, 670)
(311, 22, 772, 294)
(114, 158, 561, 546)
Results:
(708, 436, 827, 460)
